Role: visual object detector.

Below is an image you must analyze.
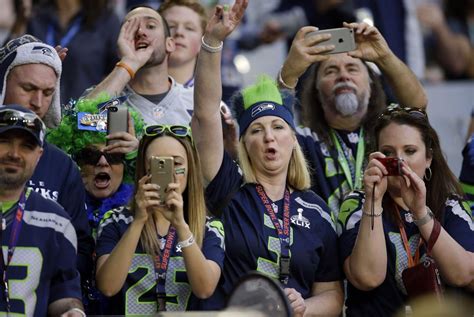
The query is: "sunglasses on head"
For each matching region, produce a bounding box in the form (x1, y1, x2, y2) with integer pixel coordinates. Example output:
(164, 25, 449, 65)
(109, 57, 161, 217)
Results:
(75, 147, 124, 166)
(0, 109, 45, 133)
(378, 104, 427, 120)
(144, 125, 192, 141)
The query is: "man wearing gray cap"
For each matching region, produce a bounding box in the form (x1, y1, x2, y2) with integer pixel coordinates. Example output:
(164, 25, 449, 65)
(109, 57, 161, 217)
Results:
(0, 35, 93, 297)
(0, 105, 84, 316)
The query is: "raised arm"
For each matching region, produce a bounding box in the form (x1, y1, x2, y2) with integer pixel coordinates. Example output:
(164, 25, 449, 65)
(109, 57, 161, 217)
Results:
(344, 22, 428, 109)
(191, 0, 247, 184)
(86, 17, 156, 99)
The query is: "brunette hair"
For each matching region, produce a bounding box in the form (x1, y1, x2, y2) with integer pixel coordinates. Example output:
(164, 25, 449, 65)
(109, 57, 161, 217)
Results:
(373, 107, 463, 220)
(159, 0, 208, 33)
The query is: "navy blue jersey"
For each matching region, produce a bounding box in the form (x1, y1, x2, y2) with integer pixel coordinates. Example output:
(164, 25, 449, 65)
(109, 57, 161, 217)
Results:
(337, 191, 474, 316)
(28, 141, 93, 279)
(95, 207, 225, 314)
(205, 153, 342, 308)
(0, 189, 81, 316)
(459, 137, 474, 214)
(296, 127, 364, 218)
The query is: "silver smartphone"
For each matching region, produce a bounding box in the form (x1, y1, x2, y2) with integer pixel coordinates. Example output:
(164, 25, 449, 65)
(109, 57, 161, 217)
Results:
(150, 156, 174, 204)
(107, 105, 128, 145)
(305, 27, 356, 54)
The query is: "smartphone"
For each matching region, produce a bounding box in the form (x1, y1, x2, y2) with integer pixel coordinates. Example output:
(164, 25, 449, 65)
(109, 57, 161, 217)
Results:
(305, 27, 356, 54)
(376, 157, 402, 176)
(107, 105, 128, 145)
(150, 156, 174, 204)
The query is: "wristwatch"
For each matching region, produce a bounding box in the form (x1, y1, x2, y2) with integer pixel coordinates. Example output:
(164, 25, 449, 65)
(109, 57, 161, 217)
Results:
(413, 207, 434, 226)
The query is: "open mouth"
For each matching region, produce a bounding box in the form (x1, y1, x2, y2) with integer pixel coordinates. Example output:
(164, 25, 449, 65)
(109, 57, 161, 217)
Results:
(135, 41, 149, 50)
(264, 148, 277, 159)
(94, 172, 111, 189)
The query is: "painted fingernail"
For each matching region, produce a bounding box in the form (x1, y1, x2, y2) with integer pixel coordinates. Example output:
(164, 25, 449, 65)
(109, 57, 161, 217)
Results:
(223, 4, 229, 11)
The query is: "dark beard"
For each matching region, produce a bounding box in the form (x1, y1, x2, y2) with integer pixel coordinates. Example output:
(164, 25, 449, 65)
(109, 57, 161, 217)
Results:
(0, 172, 28, 191)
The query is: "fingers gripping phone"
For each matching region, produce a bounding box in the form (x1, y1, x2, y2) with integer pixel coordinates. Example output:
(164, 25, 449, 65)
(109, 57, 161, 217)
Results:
(376, 157, 403, 176)
(150, 156, 174, 204)
(305, 27, 356, 54)
(107, 105, 129, 145)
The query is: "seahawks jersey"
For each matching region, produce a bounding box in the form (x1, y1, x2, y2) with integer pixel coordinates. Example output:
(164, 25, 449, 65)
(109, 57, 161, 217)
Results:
(338, 191, 474, 316)
(296, 126, 364, 218)
(96, 207, 225, 314)
(459, 137, 474, 214)
(0, 190, 81, 316)
(205, 153, 342, 308)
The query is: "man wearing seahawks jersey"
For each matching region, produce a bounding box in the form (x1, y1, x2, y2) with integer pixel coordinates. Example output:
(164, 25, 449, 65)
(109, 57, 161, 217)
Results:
(0, 105, 83, 316)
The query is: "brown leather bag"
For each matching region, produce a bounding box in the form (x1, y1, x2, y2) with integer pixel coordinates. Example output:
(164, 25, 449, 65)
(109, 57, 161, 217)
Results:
(401, 219, 443, 301)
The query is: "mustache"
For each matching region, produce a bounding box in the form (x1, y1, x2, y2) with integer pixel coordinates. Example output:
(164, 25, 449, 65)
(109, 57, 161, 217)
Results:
(0, 157, 24, 167)
(332, 81, 358, 94)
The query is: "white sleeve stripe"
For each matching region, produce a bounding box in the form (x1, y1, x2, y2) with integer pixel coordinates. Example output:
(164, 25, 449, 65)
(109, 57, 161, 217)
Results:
(23, 210, 77, 251)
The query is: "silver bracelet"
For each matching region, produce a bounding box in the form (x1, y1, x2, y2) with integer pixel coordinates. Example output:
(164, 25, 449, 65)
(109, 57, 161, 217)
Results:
(67, 308, 86, 317)
(201, 36, 223, 53)
(278, 67, 298, 90)
(413, 206, 434, 226)
(362, 209, 383, 217)
(177, 234, 195, 249)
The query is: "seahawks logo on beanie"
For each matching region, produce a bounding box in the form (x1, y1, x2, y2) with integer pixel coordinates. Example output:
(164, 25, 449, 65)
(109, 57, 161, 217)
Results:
(232, 75, 297, 137)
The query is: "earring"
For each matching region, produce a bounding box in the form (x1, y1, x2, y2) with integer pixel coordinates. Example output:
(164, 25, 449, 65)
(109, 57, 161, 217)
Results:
(424, 167, 432, 181)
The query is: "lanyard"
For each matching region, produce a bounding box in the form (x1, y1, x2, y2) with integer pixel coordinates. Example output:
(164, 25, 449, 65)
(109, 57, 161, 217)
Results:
(0, 191, 26, 313)
(256, 185, 291, 285)
(330, 128, 365, 190)
(46, 15, 82, 48)
(153, 226, 176, 312)
(394, 204, 422, 268)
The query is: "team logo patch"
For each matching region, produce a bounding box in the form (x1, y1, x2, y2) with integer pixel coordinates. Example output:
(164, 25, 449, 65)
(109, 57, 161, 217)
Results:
(251, 103, 275, 117)
(404, 212, 413, 223)
(348, 132, 359, 143)
(31, 45, 54, 58)
(291, 208, 311, 228)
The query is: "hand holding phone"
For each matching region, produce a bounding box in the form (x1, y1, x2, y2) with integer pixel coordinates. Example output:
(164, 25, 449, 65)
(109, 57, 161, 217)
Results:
(150, 156, 174, 204)
(107, 105, 129, 145)
(305, 27, 356, 54)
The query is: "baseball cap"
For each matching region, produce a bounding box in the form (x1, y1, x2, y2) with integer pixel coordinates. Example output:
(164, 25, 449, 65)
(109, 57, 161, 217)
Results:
(0, 104, 46, 147)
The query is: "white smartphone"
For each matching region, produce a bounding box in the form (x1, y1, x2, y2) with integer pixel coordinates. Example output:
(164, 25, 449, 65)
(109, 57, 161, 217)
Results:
(305, 27, 356, 54)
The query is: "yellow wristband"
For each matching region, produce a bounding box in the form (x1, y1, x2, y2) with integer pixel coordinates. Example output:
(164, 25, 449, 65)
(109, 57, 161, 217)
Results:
(116, 61, 135, 79)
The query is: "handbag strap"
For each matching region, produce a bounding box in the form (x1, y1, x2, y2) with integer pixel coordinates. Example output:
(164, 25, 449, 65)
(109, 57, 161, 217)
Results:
(425, 219, 441, 255)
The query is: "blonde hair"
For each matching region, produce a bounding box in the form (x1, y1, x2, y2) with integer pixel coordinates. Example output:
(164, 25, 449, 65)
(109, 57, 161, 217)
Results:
(237, 133, 311, 190)
(133, 135, 206, 257)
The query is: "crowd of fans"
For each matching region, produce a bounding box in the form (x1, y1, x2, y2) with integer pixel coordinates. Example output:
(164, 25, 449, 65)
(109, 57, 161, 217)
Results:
(0, 0, 473, 316)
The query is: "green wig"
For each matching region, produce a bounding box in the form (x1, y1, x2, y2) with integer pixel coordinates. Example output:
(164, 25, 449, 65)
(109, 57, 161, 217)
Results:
(47, 94, 145, 182)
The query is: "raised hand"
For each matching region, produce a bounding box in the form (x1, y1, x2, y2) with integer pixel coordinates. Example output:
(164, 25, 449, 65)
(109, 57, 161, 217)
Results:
(344, 22, 391, 63)
(156, 182, 186, 229)
(364, 152, 389, 206)
(204, 0, 248, 43)
(117, 17, 158, 73)
(399, 161, 427, 217)
(134, 175, 161, 224)
(281, 26, 334, 88)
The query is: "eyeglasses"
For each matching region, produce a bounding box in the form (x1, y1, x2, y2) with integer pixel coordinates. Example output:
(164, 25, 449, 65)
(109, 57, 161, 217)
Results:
(144, 125, 192, 141)
(378, 104, 427, 120)
(0, 109, 45, 134)
(74, 147, 124, 166)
